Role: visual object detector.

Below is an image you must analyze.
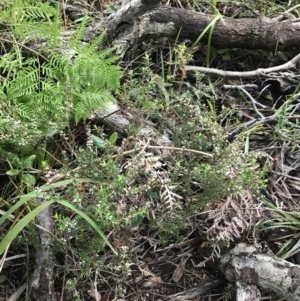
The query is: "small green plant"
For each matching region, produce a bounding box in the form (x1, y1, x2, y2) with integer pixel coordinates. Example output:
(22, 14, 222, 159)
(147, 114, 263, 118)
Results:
(121, 52, 268, 241)
(259, 197, 300, 259)
(0, 12, 121, 159)
(0, 0, 123, 265)
(1, 0, 61, 39)
(272, 86, 300, 144)
(0, 179, 117, 256)
(0, 2, 279, 294)
(0, 9, 123, 252)
(6, 153, 37, 189)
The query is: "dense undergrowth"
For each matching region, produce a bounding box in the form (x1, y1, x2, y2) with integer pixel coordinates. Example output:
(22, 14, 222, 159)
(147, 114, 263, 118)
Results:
(1, 0, 300, 300)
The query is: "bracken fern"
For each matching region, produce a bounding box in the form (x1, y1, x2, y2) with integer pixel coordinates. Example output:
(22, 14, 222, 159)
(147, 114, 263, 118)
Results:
(0, 5, 122, 155)
(1, 0, 61, 39)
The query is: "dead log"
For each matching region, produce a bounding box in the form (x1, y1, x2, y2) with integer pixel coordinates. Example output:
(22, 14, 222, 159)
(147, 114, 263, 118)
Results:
(4, 1, 300, 57)
(220, 243, 300, 301)
(30, 198, 57, 301)
(73, 1, 300, 53)
(118, 6, 300, 52)
(163, 279, 223, 300)
(87, 1, 300, 53)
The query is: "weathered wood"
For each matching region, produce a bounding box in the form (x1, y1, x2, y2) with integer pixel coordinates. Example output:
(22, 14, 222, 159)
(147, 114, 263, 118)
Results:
(163, 279, 223, 300)
(220, 243, 300, 301)
(30, 198, 56, 301)
(82, 2, 300, 53)
(119, 6, 300, 52)
(83, 0, 162, 46)
(4, 2, 300, 57)
(236, 281, 261, 301)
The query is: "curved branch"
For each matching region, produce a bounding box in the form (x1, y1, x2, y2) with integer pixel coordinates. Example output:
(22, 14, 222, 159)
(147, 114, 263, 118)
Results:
(185, 53, 300, 78)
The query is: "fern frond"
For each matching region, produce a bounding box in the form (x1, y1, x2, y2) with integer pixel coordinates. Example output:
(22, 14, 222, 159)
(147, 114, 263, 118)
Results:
(206, 191, 262, 241)
(69, 15, 89, 48)
(7, 64, 41, 100)
(73, 90, 115, 123)
(95, 47, 118, 62)
(16, 102, 34, 120)
(0, 52, 22, 74)
(0, 6, 122, 139)
(160, 185, 183, 211)
(81, 31, 107, 55)
(8, 1, 57, 21)
(3, 1, 61, 39)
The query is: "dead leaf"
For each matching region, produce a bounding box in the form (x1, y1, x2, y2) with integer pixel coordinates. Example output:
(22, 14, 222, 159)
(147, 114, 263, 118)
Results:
(0, 275, 7, 283)
(142, 276, 162, 287)
(88, 287, 102, 301)
(172, 256, 189, 283)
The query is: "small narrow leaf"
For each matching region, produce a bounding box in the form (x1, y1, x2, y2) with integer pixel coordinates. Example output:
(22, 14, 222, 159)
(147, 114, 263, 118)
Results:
(109, 132, 118, 144)
(0, 200, 55, 255)
(0, 179, 91, 227)
(0, 179, 116, 257)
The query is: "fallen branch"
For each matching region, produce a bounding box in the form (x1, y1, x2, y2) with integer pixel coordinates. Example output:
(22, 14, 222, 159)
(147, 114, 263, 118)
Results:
(185, 53, 300, 78)
(30, 197, 56, 301)
(109, 6, 300, 52)
(220, 243, 300, 301)
(163, 279, 223, 300)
